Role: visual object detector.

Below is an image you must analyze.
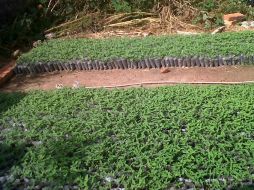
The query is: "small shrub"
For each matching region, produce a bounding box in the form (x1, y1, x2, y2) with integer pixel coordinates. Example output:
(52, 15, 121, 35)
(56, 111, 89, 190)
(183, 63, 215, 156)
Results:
(112, 0, 132, 13)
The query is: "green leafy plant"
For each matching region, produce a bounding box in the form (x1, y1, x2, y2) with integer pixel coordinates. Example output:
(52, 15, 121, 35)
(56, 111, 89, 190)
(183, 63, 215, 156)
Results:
(17, 31, 254, 64)
(1, 85, 254, 189)
(196, 0, 218, 12)
(112, 0, 132, 13)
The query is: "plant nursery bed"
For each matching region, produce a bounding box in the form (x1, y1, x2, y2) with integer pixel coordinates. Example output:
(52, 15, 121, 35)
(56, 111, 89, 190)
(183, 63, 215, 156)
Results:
(15, 31, 254, 75)
(0, 85, 254, 189)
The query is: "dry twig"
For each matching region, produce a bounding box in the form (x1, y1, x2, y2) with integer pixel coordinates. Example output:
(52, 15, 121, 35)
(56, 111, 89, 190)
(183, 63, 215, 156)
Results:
(155, 0, 201, 32)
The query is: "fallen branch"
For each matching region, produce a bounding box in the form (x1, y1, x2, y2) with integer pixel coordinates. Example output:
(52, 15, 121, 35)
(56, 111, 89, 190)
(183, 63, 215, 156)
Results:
(211, 26, 226, 35)
(45, 16, 85, 34)
(47, 0, 53, 9)
(105, 12, 157, 25)
(45, 0, 55, 15)
(105, 17, 160, 28)
(84, 80, 254, 89)
(50, 0, 59, 13)
(176, 30, 201, 35)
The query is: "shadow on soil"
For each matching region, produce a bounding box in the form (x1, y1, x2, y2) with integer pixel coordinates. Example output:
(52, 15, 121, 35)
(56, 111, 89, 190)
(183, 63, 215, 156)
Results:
(0, 143, 27, 175)
(232, 185, 254, 190)
(0, 91, 26, 115)
(0, 143, 27, 189)
(0, 92, 27, 189)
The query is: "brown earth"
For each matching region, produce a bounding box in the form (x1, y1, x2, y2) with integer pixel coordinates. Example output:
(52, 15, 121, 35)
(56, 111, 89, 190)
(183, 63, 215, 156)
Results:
(0, 62, 15, 87)
(1, 66, 254, 92)
(0, 57, 13, 69)
(0, 58, 15, 87)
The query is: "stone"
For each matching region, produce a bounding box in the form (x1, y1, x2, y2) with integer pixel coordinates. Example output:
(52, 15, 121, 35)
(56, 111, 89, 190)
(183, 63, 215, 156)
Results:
(250, 21, 254, 27)
(45, 33, 56, 39)
(241, 21, 250, 28)
(32, 141, 43, 146)
(24, 178, 30, 183)
(63, 185, 70, 190)
(33, 40, 42, 47)
(179, 177, 184, 182)
(56, 84, 64, 89)
(72, 81, 80, 89)
(142, 32, 152, 37)
(6, 175, 14, 182)
(12, 49, 21, 59)
(0, 176, 7, 183)
(35, 185, 42, 190)
(160, 68, 171, 74)
(13, 179, 21, 185)
(176, 31, 201, 35)
(37, 4, 43, 10)
(105, 177, 113, 182)
(223, 13, 245, 26)
(240, 21, 254, 28)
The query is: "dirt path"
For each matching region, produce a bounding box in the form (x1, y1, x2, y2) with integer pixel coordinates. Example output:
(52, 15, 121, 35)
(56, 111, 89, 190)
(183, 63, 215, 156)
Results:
(1, 66, 254, 92)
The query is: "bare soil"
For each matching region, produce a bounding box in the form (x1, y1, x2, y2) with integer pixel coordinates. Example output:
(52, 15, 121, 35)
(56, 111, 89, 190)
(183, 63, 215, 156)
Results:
(0, 57, 13, 69)
(1, 66, 254, 92)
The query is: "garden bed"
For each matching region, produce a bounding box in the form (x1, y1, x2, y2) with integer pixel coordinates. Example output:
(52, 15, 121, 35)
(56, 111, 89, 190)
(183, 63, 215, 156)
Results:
(15, 31, 254, 75)
(1, 85, 254, 189)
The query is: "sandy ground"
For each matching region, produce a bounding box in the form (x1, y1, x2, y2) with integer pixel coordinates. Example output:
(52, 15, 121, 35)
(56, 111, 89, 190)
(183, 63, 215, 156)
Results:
(1, 66, 254, 92)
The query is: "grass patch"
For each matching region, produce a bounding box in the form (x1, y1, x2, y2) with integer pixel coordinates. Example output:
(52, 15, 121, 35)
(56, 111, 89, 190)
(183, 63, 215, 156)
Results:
(18, 31, 254, 64)
(1, 85, 254, 189)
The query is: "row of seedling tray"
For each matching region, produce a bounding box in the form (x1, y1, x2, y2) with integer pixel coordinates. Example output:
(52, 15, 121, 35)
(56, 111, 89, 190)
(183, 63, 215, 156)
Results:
(14, 55, 254, 75)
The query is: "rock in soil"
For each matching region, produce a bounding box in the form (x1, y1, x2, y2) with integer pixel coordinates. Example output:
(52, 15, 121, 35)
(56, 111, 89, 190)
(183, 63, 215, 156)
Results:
(160, 68, 171, 74)
(223, 13, 245, 26)
(0, 176, 6, 183)
(12, 49, 21, 59)
(241, 21, 254, 28)
(211, 26, 226, 35)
